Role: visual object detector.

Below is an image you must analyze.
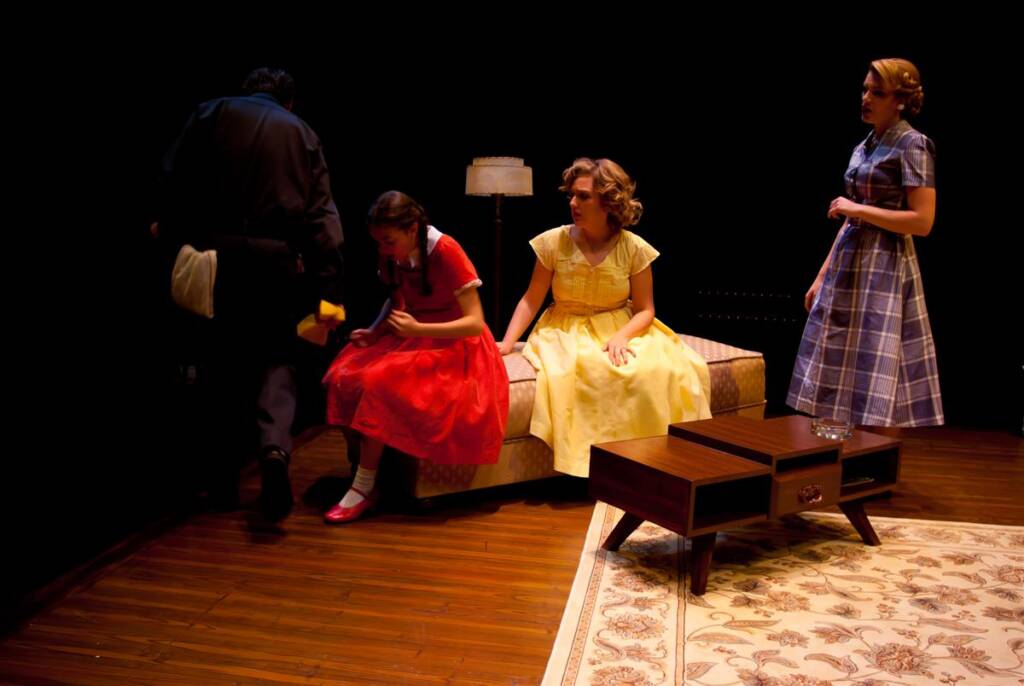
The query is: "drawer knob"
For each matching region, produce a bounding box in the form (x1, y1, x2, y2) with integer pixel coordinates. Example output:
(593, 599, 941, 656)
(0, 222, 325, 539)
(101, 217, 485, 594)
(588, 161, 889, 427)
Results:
(798, 484, 823, 504)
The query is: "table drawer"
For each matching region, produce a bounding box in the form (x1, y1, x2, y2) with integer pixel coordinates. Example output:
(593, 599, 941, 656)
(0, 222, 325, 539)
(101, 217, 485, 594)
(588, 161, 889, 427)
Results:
(771, 464, 840, 517)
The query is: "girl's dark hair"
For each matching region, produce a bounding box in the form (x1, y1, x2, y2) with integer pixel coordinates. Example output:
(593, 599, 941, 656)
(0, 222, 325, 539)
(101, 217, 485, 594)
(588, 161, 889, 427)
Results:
(368, 190, 432, 295)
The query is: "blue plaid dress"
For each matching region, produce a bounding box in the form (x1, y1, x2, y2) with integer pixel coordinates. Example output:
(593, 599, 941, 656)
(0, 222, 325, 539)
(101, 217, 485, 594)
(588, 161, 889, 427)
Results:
(788, 120, 944, 426)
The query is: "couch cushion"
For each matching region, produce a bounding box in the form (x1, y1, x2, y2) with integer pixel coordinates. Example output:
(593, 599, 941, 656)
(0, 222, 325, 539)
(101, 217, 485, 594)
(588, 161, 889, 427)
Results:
(679, 335, 765, 415)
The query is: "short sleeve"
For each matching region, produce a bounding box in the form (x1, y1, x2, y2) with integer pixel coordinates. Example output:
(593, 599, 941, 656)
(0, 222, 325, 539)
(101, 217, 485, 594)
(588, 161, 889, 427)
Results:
(528, 228, 562, 270)
(434, 236, 482, 296)
(901, 133, 936, 188)
(627, 232, 660, 275)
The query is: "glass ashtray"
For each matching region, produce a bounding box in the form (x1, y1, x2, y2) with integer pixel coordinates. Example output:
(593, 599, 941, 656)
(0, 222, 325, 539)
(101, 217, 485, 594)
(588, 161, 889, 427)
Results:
(810, 417, 853, 440)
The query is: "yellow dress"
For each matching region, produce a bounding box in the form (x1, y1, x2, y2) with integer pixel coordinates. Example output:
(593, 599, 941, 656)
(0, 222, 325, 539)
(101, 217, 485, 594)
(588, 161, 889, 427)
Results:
(523, 225, 712, 477)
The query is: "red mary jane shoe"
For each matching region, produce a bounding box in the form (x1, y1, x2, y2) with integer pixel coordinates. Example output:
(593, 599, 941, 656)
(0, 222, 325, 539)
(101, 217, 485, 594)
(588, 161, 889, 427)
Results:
(323, 487, 380, 524)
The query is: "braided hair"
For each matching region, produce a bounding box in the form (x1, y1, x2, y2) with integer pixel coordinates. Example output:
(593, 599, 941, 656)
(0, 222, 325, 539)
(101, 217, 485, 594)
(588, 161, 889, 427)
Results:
(368, 190, 432, 296)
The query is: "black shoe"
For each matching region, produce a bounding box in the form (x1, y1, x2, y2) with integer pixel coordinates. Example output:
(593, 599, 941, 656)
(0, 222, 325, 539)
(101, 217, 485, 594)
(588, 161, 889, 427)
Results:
(260, 448, 293, 520)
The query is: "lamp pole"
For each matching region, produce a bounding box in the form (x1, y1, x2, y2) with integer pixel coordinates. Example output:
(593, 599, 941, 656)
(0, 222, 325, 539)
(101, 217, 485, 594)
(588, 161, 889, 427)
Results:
(492, 193, 504, 328)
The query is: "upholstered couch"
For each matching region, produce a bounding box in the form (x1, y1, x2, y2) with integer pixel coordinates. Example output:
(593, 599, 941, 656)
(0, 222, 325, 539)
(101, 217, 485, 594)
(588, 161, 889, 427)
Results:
(346, 335, 766, 498)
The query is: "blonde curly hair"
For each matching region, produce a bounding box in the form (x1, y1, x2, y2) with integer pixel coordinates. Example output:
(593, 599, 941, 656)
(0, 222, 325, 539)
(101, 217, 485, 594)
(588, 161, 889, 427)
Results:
(559, 158, 643, 231)
(870, 58, 925, 117)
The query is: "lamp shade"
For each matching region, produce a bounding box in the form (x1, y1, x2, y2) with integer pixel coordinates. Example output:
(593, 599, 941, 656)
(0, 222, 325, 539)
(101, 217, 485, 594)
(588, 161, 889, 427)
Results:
(465, 157, 533, 196)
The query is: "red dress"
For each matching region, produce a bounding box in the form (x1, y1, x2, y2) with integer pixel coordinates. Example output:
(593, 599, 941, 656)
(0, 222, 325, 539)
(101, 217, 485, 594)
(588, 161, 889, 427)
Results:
(324, 231, 509, 464)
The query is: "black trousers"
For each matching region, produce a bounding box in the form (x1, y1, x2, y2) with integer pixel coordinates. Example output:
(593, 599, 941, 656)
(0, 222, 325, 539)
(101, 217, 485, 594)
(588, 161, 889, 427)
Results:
(192, 320, 298, 493)
(163, 233, 337, 496)
(191, 246, 312, 491)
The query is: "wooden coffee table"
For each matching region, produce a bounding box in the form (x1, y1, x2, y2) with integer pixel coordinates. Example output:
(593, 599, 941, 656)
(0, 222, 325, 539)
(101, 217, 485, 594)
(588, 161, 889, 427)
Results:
(589, 415, 901, 594)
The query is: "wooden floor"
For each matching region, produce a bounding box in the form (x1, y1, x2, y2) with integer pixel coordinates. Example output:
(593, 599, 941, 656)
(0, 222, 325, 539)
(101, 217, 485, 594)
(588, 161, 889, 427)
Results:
(1, 427, 1020, 685)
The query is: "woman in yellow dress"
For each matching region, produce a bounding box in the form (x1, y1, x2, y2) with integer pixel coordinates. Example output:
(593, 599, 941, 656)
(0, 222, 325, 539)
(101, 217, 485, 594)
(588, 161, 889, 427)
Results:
(498, 158, 711, 477)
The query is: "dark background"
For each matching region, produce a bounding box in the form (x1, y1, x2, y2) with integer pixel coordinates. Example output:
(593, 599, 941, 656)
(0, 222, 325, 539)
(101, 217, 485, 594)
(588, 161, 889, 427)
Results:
(5, 28, 1019, 621)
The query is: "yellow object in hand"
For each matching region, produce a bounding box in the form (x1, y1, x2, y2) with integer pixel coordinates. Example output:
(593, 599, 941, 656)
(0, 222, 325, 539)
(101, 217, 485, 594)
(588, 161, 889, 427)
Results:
(297, 301, 346, 345)
(317, 301, 346, 323)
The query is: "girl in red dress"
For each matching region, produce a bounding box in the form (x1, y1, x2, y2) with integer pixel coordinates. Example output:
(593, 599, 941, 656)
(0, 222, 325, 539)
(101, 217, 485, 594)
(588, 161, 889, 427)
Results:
(322, 191, 509, 523)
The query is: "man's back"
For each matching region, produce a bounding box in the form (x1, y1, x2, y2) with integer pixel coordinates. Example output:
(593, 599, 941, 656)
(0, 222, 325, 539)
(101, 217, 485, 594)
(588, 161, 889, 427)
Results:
(164, 93, 326, 243)
(161, 90, 342, 311)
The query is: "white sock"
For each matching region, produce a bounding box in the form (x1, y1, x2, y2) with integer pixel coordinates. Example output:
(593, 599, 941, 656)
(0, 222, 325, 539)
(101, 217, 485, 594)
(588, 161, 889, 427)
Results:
(339, 466, 377, 507)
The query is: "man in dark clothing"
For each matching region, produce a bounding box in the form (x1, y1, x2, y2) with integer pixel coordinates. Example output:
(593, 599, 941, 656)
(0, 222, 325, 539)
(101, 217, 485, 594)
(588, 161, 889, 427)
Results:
(159, 68, 343, 519)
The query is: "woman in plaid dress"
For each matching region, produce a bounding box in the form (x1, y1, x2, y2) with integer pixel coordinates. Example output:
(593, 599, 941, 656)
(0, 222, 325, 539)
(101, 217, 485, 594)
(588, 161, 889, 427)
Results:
(788, 58, 943, 427)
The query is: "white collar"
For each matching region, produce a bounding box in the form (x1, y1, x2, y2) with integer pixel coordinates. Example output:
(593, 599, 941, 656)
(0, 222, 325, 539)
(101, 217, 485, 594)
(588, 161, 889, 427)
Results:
(407, 226, 443, 267)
